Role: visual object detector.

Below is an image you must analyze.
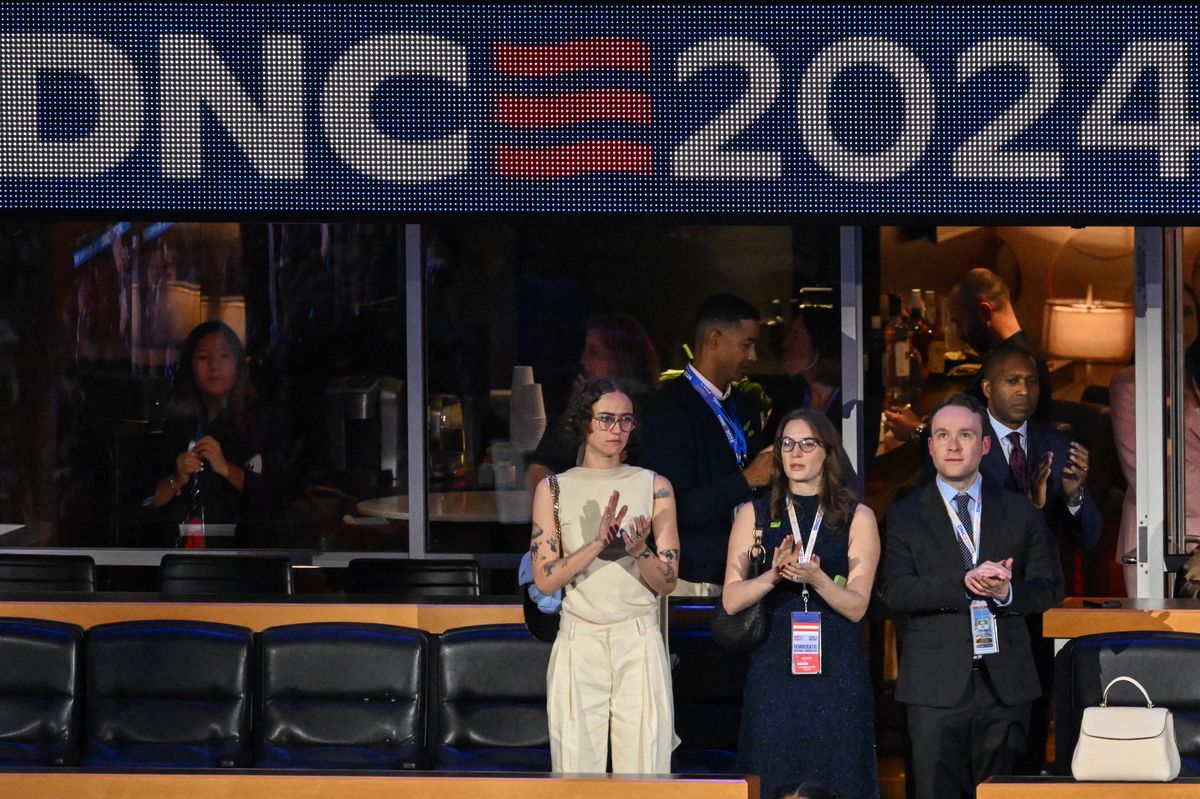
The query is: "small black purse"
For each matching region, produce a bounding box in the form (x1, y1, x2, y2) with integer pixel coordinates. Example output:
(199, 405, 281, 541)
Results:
(711, 521, 769, 651)
(521, 473, 563, 644)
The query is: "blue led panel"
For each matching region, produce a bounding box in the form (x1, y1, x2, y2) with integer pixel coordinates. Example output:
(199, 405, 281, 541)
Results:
(1, 4, 1199, 215)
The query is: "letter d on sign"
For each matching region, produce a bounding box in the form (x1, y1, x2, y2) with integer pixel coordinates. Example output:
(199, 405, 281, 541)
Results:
(0, 34, 144, 178)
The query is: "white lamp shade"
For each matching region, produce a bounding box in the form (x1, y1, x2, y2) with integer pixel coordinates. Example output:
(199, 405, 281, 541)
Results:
(1044, 299, 1133, 363)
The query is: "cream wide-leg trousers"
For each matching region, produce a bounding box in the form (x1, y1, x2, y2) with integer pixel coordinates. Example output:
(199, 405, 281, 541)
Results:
(547, 611, 677, 774)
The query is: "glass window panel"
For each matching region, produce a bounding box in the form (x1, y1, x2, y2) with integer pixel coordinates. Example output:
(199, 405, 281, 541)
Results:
(0, 220, 407, 553)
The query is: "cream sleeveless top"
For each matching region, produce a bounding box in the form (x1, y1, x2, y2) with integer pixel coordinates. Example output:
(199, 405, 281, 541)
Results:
(557, 464, 658, 624)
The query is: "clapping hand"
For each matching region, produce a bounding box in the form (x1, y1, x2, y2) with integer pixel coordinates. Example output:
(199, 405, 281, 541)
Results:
(1030, 452, 1052, 509)
(623, 514, 651, 557)
(1061, 442, 1089, 498)
(966, 557, 1013, 600)
(595, 490, 628, 548)
(769, 535, 795, 582)
(781, 551, 824, 586)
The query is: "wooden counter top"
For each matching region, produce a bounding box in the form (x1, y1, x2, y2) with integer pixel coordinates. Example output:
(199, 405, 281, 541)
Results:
(980, 776, 1200, 797)
(1043, 597, 1200, 640)
(0, 771, 758, 799)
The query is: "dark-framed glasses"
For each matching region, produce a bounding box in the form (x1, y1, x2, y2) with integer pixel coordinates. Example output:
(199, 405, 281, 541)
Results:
(593, 413, 637, 432)
(780, 436, 822, 453)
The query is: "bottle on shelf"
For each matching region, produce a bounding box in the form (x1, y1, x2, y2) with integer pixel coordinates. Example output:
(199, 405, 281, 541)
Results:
(919, 290, 945, 376)
(884, 293, 913, 406)
(908, 289, 933, 380)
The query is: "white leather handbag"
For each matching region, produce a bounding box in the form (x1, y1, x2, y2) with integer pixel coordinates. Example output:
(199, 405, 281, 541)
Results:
(1071, 675, 1181, 782)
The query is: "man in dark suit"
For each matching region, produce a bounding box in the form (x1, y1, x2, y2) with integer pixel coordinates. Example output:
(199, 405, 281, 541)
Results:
(642, 293, 769, 595)
(979, 341, 1101, 774)
(880, 394, 1060, 799)
(979, 341, 1101, 590)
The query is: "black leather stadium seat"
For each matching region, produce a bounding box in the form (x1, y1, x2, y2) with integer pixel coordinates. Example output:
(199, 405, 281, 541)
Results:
(431, 624, 553, 771)
(84, 620, 253, 767)
(0, 618, 83, 765)
(1055, 631, 1200, 776)
(346, 558, 480, 599)
(256, 622, 428, 769)
(159, 554, 293, 595)
(0, 554, 95, 592)
(670, 623, 748, 773)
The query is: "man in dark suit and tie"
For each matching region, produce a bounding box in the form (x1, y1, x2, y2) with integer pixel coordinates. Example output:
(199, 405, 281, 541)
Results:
(880, 394, 1060, 799)
(979, 341, 1101, 773)
(979, 341, 1101, 589)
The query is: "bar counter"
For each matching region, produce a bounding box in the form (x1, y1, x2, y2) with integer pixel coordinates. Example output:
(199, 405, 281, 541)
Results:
(1043, 597, 1200, 640)
(979, 777, 1200, 797)
(0, 594, 719, 632)
(0, 770, 759, 799)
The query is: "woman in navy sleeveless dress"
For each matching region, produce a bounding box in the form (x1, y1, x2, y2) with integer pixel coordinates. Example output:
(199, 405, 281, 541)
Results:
(721, 408, 881, 799)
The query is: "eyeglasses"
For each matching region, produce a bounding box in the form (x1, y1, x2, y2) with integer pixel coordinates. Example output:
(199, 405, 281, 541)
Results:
(780, 436, 823, 453)
(593, 413, 637, 432)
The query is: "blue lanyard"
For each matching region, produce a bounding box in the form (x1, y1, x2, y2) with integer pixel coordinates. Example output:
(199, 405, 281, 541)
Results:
(684, 365, 748, 467)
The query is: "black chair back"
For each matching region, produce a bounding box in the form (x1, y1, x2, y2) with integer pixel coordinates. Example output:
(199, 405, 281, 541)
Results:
(84, 620, 253, 767)
(160, 554, 293, 595)
(0, 618, 83, 765)
(346, 558, 480, 599)
(670, 623, 748, 773)
(257, 622, 428, 769)
(1056, 631, 1200, 776)
(0, 554, 95, 592)
(431, 624, 552, 771)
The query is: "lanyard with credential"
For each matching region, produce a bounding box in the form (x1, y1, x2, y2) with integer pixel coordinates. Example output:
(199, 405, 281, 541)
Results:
(786, 499, 824, 612)
(683, 364, 748, 467)
(941, 491, 982, 566)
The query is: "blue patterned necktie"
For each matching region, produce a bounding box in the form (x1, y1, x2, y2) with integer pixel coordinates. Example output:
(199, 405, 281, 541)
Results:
(953, 493, 975, 569)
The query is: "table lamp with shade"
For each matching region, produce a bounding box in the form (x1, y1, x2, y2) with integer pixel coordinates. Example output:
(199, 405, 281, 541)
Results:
(1043, 284, 1133, 383)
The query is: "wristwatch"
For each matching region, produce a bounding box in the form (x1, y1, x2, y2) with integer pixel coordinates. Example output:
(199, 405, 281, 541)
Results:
(912, 420, 928, 438)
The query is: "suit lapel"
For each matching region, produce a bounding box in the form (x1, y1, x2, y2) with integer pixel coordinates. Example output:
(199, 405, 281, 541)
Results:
(980, 429, 1011, 490)
(977, 484, 1009, 564)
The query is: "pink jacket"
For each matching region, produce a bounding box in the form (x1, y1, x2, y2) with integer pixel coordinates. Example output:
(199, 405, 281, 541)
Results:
(1110, 366, 1200, 570)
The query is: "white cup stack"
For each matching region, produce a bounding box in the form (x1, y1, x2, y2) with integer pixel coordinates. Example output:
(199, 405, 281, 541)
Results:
(509, 365, 547, 452)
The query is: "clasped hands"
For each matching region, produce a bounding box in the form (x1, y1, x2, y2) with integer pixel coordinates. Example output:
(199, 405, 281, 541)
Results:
(173, 436, 230, 486)
(770, 535, 824, 586)
(965, 557, 1013, 601)
(595, 490, 652, 557)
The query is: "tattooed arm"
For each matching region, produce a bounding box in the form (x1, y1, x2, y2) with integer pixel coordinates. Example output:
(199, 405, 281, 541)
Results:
(627, 474, 680, 596)
(530, 478, 621, 595)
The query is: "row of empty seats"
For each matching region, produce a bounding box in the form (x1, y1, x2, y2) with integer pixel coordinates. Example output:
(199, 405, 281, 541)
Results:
(0, 618, 745, 773)
(0, 554, 481, 597)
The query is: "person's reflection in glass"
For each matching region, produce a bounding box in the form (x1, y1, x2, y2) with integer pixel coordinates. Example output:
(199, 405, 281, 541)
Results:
(526, 314, 660, 489)
(764, 306, 842, 443)
(1115, 285, 1200, 596)
(146, 321, 270, 547)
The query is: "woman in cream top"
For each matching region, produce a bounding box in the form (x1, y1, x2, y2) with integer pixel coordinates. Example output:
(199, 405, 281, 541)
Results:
(531, 376, 680, 774)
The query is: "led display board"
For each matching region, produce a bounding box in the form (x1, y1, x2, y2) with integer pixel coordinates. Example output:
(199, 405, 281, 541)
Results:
(3, 4, 1200, 215)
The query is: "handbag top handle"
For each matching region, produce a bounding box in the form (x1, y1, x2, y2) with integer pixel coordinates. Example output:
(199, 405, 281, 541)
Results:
(1101, 675, 1155, 708)
(547, 474, 562, 553)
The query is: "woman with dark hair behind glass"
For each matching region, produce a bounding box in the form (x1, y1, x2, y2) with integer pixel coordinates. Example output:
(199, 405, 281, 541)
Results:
(527, 313, 661, 488)
(764, 305, 842, 444)
(722, 408, 880, 798)
(147, 320, 269, 547)
(1116, 284, 1200, 595)
(531, 376, 680, 773)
